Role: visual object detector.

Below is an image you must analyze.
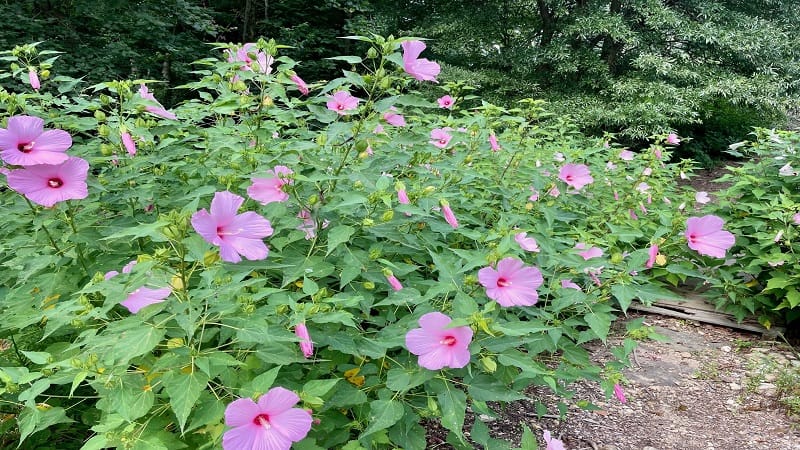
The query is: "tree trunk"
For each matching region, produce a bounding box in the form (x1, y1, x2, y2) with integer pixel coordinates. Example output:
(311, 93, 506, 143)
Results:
(600, 0, 622, 75)
(536, 0, 555, 47)
(243, 0, 252, 41)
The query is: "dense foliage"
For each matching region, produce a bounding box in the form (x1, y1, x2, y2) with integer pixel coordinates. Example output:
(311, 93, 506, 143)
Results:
(0, 34, 757, 449)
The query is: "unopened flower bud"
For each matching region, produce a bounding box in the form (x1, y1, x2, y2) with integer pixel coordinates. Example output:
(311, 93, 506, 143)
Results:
(93, 110, 106, 122)
(363, 281, 375, 290)
(366, 47, 378, 59)
(98, 124, 110, 137)
(381, 210, 394, 222)
(481, 356, 497, 373)
(100, 143, 113, 156)
(203, 250, 219, 266)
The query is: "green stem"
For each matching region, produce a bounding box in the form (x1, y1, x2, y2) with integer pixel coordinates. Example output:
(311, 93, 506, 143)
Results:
(64, 201, 90, 275)
(24, 198, 61, 254)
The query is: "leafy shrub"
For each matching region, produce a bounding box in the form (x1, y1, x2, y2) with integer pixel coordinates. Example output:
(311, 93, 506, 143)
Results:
(0, 36, 719, 449)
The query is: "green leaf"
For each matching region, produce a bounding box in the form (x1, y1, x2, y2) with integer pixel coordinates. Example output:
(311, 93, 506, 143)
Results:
(360, 399, 404, 439)
(765, 275, 791, 291)
(436, 383, 467, 439)
(519, 424, 539, 450)
(107, 375, 154, 422)
(21, 351, 50, 365)
(243, 366, 282, 397)
(611, 284, 637, 312)
(303, 379, 339, 397)
(326, 225, 355, 256)
(163, 370, 209, 432)
(326, 55, 363, 64)
(786, 288, 800, 308)
(18, 406, 74, 444)
(584, 312, 612, 342)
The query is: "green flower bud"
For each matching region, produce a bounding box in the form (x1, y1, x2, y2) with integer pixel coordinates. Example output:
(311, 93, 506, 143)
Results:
(93, 110, 106, 122)
(481, 356, 497, 373)
(363, 281, 375, 290)
(100, 143, 113, 156)
(366, 47, 378, 59)
(381, 210, 394, 222)
(98, 124, 110, 137)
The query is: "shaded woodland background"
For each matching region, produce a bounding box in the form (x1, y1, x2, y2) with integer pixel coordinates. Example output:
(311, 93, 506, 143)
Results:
(2, 0, 799, 162)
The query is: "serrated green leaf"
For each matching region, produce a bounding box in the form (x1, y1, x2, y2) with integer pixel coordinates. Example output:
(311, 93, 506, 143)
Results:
(360, 399, 404, 439)
(584, 312, 611, 342)
(163, 370, 209, 432)
(326, 225, 355, 256)
(303, 379, 339, 397)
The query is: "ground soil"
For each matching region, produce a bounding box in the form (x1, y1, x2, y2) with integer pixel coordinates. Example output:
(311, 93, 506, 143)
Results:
(426, 314, 800, 450)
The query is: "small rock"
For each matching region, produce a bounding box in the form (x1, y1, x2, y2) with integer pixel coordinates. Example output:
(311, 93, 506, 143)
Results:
(757, 383, 776, 395)
(752, 347, 769, 353)
(730, 382, 742, 391)
(764, 373, 778, 383)
(477, 414, 495, 422)
(791, 360, 800, 367)
(726, 399, 736, 405)
(642, 447, 658, 450)
(680, 352, 692, 358)
(720, 345, 731, 353)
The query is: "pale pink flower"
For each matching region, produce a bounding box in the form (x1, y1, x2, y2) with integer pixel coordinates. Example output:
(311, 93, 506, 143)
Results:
(774, 230, 784, 243)
(386, 273, 403, 291)
(0, 115, 72, 166)
(138, 84, 177, 120)
(695, 191, 710, 204)
(528, 188, 540, 202)
(229, 43, 273, 74)
(558, 164, 594, 190)
(430, 128, 452, 148)
(514, 232, 540, 252)
(373, 124, 385, 134)
(290, 73, 309, 95)
(793, 212, 800, 225)
(653, 148, 663, 159)
(247, 165, 293, 205)
(585, 266, 603, 286)
(636, 182, 650, 193)
(575, 243, 603, 260)
(606, 161, 617, 170)
(666, 133, 680, 145)
(547, 186, 560, 197)
(544, 430, 565, 450)
(642, 167, 652, 176)
(405, 312, 472, 370)
(121, 131, 136, 156)
(437, 95, 454, 109)
(6, 157, 89, 207)
(619, 150, 634, 161)
(28, 70, 40, 90)
(401, 40, 440, 82)
(191, 191, 274, 263)
(629, 209, 639, 220)
(478, 257, 543, 307)
(222, 387, 312, 450)
(561, 279, 582, 291)
(614, 383, 627, 403)
(489, 134, 501, 151)
(646, 244, 659, 269)
(440, 200, 459, 228)
(120, 286, 171, 314)
(327, 91, 360, 115)
(553, 152, 565, 162)
(613, 190, 619, 201)
(383, 110, 406, 127)
(685, 215, 735, 258)
(294, 323, 313, 358)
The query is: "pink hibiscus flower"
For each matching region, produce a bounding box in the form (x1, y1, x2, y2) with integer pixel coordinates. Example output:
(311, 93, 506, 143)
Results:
(478, 257, 543, 307)
(685, 215, 735, 258)
(514, 232, 540, 252)
(290, 73, 310, 95)
(619, 149, 634, 161)
(247, 165, 293, 205)
(6, 157, 89, 207)
(437, 95, 454, 109)
(666, 133, 680, 145)
(385, 272, 404, 291)
(104, 259, 138, 280)
(0, 115, 72, 166)
(228, 43, 273, 74)
(558, 163, 594, 190)
(191, 191, 274, 263)
(294, 323, 314, 358)
(120, 286, 171, 314)
(326, 91, 360, 115)
(138, 84, 177, 120)
(222, 387, 312, 450)
(430, 128, 452, 148)
(645, 244, 659, 269)
(397, 188, 410, 205)
(695, 191, 710, 204)
(405, 312, 472, 370)
(614, 383, 627, 403)
(793, 212, 800, 225)
(561, 279, 582, 291)
(575, 243, 603, 260)
(401, 40, 441, 82)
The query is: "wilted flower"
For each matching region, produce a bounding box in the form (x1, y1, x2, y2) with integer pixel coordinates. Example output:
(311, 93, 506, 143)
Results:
(778, 163, 797, 176)
(222, 387, 312, 450)
(619, 150, 634, 161)
(290, 73, 309, 95)
(561, 279, 582, 291)
(645, 244, 659, 269)
(544, 430, 565, 450)
(405, 312, 472, 370)
(514, 232, 540, 252)
(695, 191, 710, 204)
(614, 383, 627, 403)
(294, 323, 314, 358)
(478, 257, 543, 307)
(440, 200, 459, 228)
(138, 84, 177, 120)
(575, 243, 603, 260)
(666, 133, 680, 145)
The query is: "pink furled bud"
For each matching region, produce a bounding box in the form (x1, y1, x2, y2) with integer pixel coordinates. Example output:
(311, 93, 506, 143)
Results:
(121, 131, 136, 156)
(294, 323, 314, 358)
(385, 272, 403, 291)
(794, 212, 800, 225)
(440, 200, 459, 228)
(646, 244, 659, 269)
(397, 189, 410, 204)
(290, 73, 310, 95)
(488, 134, 501, 151)
(28, 70, 40, 90)
(614, 383, 627, 403)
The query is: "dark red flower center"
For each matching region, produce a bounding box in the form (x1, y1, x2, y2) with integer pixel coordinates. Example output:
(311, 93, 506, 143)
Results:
(497, 277, 511, 287)
(47, 178, 63, 188)
(253, 413, 271, 429)
(687, 234, 697, 243)
(439, 139, 447, 145)
(565, 175, 573, 181)
(440, 336, 456, 346)
(18, 142, 34, 153)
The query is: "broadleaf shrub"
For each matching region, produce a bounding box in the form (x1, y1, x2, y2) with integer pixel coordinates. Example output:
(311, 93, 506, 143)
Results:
(0, 36, 742, 449)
